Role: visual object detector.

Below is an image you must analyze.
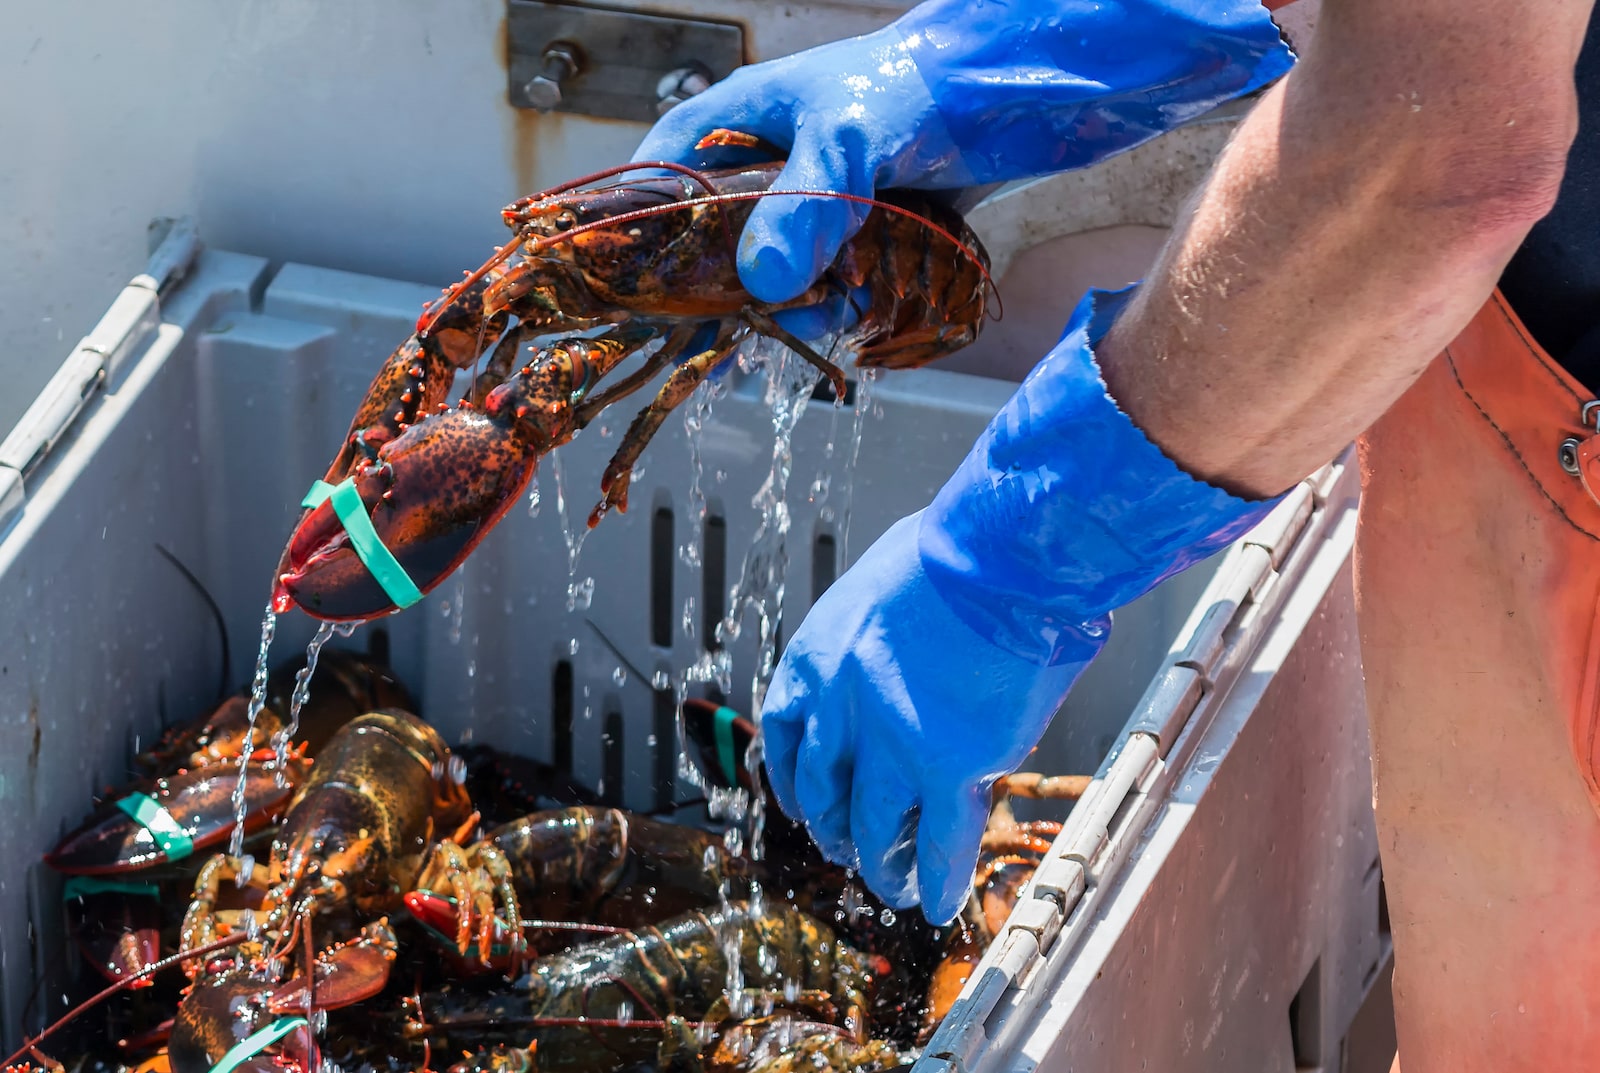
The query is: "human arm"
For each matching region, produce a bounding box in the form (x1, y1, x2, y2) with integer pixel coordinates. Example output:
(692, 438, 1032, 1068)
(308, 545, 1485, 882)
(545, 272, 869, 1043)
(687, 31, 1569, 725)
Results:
(1097, 0, 1587, 498)
(644, 0, 1592, 925)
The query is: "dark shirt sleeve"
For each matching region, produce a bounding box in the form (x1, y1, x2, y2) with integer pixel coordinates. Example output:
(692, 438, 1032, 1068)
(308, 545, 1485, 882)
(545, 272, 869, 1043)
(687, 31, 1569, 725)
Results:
(1497, 10, 1600, 392)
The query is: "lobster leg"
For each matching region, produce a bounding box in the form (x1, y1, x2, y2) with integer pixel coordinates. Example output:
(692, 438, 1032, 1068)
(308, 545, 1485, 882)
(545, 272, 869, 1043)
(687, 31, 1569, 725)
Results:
(994, 772, 1092, 801)
(740, 307, 848, 400)
(978, 820, 1062, 857)
(327, 270, 515, 483)
(573, 320, 700, 428)
(590, 323, 740, 527)
(468, 321, 539, 407)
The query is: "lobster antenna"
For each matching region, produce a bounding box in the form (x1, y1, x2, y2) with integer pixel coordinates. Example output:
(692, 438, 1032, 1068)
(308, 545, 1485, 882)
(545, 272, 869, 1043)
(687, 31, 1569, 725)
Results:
(1, 932, 249, 1068)
(520, 189, 1003, 320)
(154, 543, 232, 702)
(511, 158, 738, 263)
(419, 160, 734, 338)
(504, 159, 725, 208)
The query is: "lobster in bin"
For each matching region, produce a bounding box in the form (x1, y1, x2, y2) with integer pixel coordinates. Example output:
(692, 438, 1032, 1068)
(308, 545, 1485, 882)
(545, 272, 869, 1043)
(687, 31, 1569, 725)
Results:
(269, 130, 996, 623)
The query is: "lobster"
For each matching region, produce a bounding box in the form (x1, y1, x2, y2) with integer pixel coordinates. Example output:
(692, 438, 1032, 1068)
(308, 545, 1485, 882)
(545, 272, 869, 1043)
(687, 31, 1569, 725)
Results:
(404, 804, 748, 971)
(167, 708, 488, 1073)
(406, 900, 875, 1073)
(43, 650, 412, 989)
(271, 132, 994, 624)
(915, 771, 1093, 1044)
(661, 1011, 909, 1073)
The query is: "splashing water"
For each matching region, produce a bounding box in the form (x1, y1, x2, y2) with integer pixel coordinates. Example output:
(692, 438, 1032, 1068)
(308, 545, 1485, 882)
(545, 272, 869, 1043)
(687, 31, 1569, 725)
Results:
(567, 576, 595, 613)
(550, 451, 589, 582)
(269, 620, 349, 786)
(447, 573, 466, 645)
(838, 367, 878, 569)
(527, 470, 542, 518)
(716, 337, 821, 717)
(678, 377, 726, 570)
(230, 606, 278, 857)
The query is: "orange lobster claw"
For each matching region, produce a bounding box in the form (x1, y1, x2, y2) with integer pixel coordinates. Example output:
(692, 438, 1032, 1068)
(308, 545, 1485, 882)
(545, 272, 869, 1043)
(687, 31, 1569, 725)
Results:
(268, 922, 398, 1014)
(272, 404, 542, 623)
(274, 330, 653, 623)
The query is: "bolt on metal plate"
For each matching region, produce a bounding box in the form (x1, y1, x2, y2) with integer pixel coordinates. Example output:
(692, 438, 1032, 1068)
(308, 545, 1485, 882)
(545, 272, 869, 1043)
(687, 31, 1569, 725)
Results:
(507, 0, 745, 123)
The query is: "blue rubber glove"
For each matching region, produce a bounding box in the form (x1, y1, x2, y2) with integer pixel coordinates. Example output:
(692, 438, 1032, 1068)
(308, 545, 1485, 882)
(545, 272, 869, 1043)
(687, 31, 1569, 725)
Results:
(633, 0, 1293, 306)
(758, 286, 1286, 924)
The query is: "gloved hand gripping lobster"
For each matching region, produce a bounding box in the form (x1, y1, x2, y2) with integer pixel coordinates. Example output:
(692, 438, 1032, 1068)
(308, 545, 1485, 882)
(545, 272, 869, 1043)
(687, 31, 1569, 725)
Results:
(635, 0, 1297, 925)
(270, 0, 1295, 923)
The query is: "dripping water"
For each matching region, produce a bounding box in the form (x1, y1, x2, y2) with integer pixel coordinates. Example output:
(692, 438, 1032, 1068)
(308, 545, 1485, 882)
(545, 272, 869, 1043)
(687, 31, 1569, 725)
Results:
(229, 605, 277, 857)
(837, 366, 878, 569)
(270, 620, 356, 785)
(715, 337, 821, 717)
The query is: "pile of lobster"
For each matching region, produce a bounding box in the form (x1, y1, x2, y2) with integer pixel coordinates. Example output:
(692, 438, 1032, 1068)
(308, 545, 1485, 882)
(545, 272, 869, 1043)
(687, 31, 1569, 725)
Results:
(268, 129, 996, 624)
(9, 653, 1083, 1073)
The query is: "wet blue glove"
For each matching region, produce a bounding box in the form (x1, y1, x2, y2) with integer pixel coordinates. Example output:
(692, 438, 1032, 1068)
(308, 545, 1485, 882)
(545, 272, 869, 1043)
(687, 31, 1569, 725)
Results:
(633, 0, 1293, 307)
(758, 286, 1285, 924)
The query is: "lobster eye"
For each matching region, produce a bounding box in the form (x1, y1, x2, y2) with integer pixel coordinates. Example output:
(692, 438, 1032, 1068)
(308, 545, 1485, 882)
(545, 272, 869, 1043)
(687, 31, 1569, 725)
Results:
(554, 210, 578, 232)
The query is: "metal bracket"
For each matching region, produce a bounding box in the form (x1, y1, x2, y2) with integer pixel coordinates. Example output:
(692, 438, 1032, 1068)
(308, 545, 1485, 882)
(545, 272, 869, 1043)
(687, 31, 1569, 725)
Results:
(507, 1, 745, 123)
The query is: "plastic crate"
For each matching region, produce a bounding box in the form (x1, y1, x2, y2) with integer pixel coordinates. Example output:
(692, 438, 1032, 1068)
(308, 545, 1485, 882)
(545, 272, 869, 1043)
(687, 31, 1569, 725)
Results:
(0, 226, 1385, 1070)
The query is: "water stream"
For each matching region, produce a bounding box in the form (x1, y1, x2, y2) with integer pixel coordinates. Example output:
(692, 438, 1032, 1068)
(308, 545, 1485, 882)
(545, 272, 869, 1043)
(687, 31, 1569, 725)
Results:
(229, 605, 278, 857)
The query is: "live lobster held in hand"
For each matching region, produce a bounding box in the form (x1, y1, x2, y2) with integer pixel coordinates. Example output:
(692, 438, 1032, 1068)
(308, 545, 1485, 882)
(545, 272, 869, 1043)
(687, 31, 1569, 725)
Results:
(271, 131, 995, 624)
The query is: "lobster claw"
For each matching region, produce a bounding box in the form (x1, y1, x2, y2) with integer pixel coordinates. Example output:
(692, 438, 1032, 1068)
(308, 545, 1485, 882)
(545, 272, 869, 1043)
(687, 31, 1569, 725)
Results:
(268, 921, 399, 1014)
(45, 758, 303, 876)
(63, 880, 164, 987)
(403, 891, 520, 973)
(680, 699, 760, 793)
(271, 405, 545, 623)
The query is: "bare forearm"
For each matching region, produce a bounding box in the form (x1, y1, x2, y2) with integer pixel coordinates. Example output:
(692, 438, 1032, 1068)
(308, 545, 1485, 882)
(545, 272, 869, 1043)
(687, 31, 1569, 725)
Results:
(1097, 0, 1588, 499)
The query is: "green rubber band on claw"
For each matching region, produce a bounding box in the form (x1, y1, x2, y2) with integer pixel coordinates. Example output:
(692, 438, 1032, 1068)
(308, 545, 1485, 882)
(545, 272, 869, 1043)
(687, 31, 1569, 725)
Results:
(209, 1016, 309, 1073)
(713, 706, 740, 788)
(301, 477, 425, 610)
(61, 876, 162, 901)
(115, 792, 194, 861)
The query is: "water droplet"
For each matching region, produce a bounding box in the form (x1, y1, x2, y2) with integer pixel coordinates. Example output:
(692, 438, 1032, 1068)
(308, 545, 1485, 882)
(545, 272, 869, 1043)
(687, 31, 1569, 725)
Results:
(235, 854, 256, 888)
(652, 670, 671, 691)
(569, 637, 581, 656)
(612, 666, 628, 687)
(879, 908, 896, 926)
(448, 755, 468, 784)
(567, 576, 595, 612)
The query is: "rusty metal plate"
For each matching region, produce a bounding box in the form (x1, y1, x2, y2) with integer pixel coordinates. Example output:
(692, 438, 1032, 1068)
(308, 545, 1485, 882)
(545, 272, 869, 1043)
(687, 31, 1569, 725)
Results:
(507, 0, 746, 122)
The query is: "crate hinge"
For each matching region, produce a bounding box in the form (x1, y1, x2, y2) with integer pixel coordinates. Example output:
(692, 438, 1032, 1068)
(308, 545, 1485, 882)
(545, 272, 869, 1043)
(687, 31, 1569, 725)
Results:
(0, 219, 200, 515)
(917, 461, 1340, 1073)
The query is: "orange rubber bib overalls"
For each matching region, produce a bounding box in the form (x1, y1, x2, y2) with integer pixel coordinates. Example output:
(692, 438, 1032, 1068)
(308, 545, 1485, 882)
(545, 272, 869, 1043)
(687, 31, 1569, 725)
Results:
(1360, 293, 1600, 1071)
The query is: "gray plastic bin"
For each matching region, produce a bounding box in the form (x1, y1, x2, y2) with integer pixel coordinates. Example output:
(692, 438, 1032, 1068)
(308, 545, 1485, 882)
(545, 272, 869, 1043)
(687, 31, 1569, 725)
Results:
(0, 223, 1385, 1071)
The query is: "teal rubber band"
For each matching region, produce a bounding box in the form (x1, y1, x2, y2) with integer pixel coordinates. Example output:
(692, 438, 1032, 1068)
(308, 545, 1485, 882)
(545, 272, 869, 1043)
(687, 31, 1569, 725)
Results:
(62, 876, 161, 901)
(301, 477, 425, 610)
(115, 792, 195, 861)
(713, 706, 740, 787)
(209, 1016, 309, 1073)
(301, 479, 337, 509)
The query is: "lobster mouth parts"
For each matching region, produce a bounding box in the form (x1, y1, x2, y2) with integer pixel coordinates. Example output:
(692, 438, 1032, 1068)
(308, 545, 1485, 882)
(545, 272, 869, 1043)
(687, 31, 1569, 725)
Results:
(272, 412, 540, 623)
